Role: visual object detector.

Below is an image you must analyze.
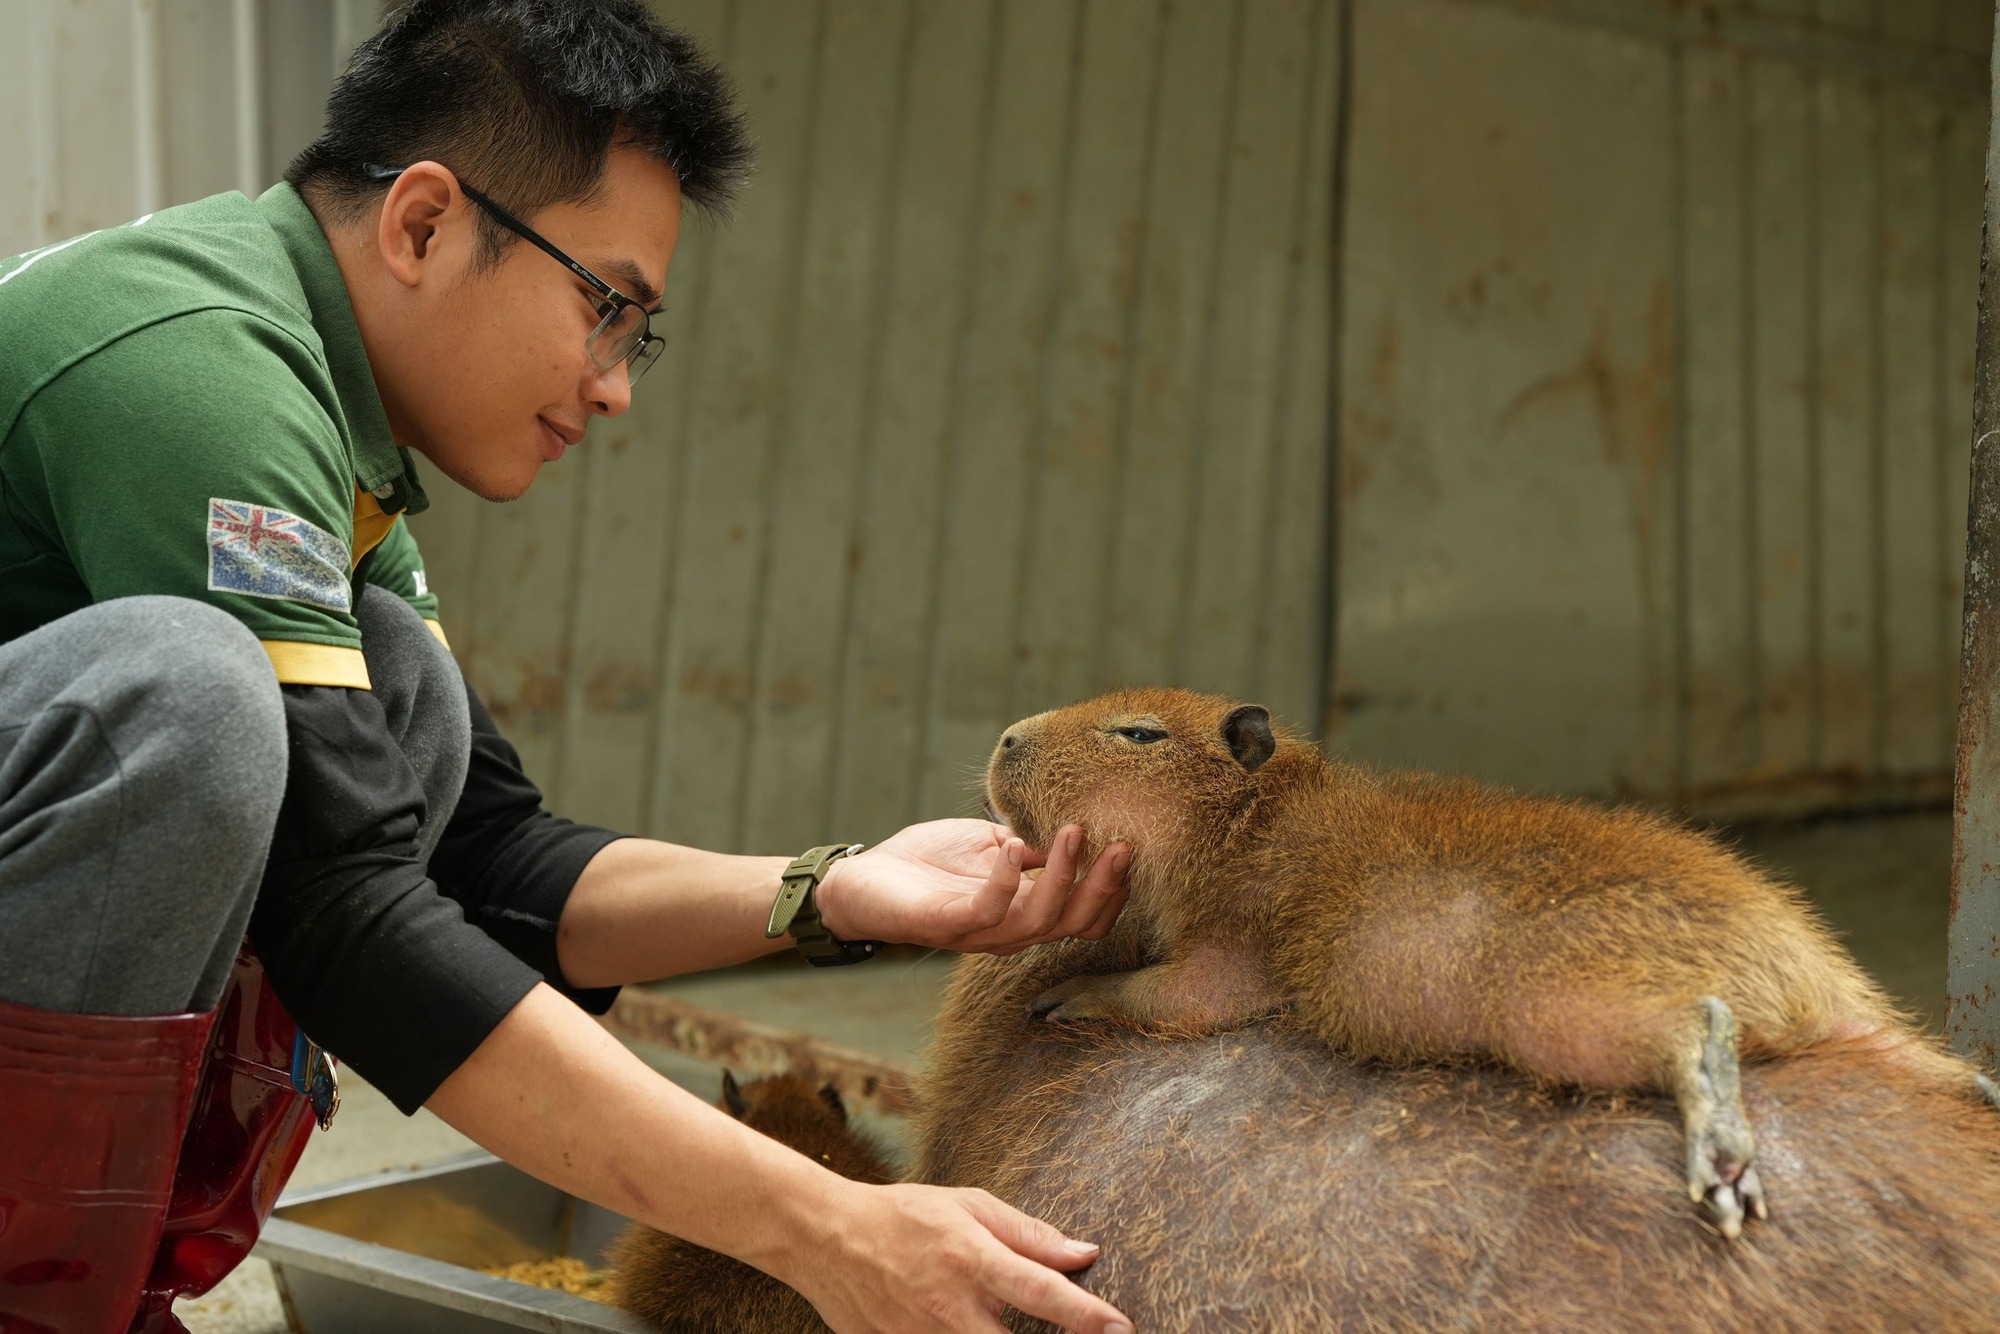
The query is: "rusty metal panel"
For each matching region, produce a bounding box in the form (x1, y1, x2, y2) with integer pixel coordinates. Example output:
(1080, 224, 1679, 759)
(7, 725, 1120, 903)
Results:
(741, 0, 949, 855)
(1679, 45, 1753, 793)
(1453, 0, 1987, 96)
(1948, 0, 2000, 1071)
(1881, 71, 1957, 776)
(599, 990, 917, 1116)
(1175, 0, 1336, 721)
(1005, 0, 1165, 733)
(434, 0, 1342, 853)
(0, 0, 356, 257)
(1745, 54, 1819, 797)
(822, 0, 1000, 843)
(1812, 61, 1878, 781)
(913, 0, 1094, 823)
(0, 3, 52, 251)
(1330, 0, 1987, 809)
(1333, 0, 1679, 795)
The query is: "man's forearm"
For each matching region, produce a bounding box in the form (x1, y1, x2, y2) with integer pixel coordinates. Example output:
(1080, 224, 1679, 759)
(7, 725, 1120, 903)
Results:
(556, 820, 1135, 991)
(429, 983, 1133, 1333)
(556, 838, 794, 987)
(426, 983, 840, 1275)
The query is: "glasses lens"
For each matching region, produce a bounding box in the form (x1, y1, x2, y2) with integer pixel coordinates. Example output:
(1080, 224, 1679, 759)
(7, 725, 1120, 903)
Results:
(628, 336, 664, 384)
(587, 301, 648, 371)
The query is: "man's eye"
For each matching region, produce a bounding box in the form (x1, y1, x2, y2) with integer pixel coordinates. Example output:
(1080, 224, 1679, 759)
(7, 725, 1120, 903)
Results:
(1113, 726, 1168, 744)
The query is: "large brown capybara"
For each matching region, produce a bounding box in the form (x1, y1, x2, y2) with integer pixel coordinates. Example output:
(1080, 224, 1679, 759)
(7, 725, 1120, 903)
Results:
(985, 688, 1999, 1235)
(915, 937, 2000, 1333)
(606, 947, 2000, 1332)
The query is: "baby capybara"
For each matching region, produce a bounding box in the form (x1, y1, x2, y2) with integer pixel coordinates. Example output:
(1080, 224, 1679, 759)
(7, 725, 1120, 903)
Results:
(607, 1071, 892, 1332)
(984, 687, 1997, 1235)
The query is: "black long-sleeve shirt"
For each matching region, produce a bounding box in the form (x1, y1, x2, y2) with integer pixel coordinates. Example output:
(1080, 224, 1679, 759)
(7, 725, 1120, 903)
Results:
(248, 677, 622, 1113)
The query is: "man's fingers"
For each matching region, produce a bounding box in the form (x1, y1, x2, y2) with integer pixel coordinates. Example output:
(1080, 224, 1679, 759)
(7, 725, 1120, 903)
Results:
(958, 1187, 1099, 1271)
(985, 1251, 1131, 1334)
(1042, 843, 1128, 943)
(1079, 879, 1127, 939)
(948, 837, 1025, 934)
(1009, 827, 1085, 938)
(955, 1189, 1130, 1333)
(949, 826, 1131, 953)
(1010, 830, 1051, 870)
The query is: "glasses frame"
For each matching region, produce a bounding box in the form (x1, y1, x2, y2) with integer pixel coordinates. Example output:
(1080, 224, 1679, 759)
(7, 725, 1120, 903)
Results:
(363, 163, 664, 382)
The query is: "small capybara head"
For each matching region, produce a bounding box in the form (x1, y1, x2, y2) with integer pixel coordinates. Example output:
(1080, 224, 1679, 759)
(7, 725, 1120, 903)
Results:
(716, 1071, 896, 1182)
(985, 687, 1290, 873)
(608, 1072, 894, 1330)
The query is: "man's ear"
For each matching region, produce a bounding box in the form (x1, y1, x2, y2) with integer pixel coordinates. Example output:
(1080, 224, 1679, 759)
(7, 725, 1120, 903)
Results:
(1223, 704, 1275, 773)
(375, 160, 461, 289)
(721, 1070, 749, 1119)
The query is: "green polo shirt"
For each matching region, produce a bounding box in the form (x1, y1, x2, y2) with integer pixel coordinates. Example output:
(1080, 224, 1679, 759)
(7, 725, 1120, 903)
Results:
(0, 184, 443, 688)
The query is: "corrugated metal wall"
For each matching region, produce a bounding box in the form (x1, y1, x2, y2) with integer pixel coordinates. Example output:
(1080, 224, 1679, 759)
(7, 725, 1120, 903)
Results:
(1332, 0, 1991, 818)
(4, 0, 1990, 848)
(417, 0, 1343, 852)
(0, 1, 372, 251)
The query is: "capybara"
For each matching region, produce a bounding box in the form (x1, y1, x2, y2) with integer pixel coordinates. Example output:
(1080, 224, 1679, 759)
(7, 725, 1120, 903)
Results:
(606, 951, 2000, 1331)
(984, 687, 1998, 1234)
(607, 1071, 892, 1331)
(915, 936, 2000, 1332)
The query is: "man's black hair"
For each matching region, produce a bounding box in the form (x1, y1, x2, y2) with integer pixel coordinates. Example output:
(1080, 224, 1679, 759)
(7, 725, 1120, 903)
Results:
(286, 0, 750, 261)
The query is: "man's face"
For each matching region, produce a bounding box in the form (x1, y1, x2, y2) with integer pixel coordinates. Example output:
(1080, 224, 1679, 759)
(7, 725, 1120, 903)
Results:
(389, 141, 682, 501)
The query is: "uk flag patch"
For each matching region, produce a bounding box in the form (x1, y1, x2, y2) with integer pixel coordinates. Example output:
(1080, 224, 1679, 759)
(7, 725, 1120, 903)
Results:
(206, 499, 351, 612)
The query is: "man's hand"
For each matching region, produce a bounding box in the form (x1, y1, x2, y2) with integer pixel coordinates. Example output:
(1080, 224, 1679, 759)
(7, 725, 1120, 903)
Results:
(813, 819, 1129, 955)
(779, 1178, 1132, 1334)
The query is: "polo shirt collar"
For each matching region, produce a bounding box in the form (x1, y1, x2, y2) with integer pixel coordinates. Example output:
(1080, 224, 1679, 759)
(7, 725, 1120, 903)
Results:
(255, 183, 427, 514)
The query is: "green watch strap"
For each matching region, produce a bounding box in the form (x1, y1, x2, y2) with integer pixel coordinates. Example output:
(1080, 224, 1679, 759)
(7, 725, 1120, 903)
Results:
(767, 844, 881, 967)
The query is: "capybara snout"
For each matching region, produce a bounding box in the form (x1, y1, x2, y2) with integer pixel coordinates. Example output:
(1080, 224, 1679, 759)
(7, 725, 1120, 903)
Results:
(984, 688, 1291, 867)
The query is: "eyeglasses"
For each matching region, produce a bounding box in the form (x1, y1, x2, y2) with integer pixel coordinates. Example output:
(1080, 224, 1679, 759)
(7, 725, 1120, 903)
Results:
(364, 164, 665, 384)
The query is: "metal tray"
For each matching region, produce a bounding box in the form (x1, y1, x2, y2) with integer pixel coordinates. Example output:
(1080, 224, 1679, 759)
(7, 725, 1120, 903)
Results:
(257, 1151, 653, 1333)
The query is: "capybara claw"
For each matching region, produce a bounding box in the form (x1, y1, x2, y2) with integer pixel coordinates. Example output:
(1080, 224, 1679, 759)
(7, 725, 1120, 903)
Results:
(1033, 998, 1081, 1023)
(1710, 1183, 1744, 1240)
(1030, 973, 1139, 1025)
(1740, 1166, 1769, 1221)
(1030, 975, 1107, 1022)
(1034, 994, 1115, 1025)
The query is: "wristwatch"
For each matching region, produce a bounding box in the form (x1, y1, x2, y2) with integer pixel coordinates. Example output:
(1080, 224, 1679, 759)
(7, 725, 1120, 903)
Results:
(766, 843, 881, 967)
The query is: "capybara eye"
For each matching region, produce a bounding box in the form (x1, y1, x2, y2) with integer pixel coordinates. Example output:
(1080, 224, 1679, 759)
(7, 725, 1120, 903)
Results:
(1112, 725, 1168, 744)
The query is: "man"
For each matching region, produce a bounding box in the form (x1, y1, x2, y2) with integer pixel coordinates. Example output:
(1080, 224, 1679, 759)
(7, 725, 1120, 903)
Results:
(0, 2, 1135, 1330)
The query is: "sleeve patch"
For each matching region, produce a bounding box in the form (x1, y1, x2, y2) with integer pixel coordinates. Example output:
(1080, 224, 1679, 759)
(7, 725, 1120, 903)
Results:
(207, 498, 352, 612)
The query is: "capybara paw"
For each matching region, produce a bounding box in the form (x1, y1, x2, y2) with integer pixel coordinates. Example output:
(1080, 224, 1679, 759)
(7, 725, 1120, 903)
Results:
(1029, 975, 1130, 1024)
(1681, 997, 1765, 1240)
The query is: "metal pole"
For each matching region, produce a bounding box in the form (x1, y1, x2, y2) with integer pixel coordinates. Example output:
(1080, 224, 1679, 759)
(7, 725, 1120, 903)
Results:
(1948, 1, 2000, 1071)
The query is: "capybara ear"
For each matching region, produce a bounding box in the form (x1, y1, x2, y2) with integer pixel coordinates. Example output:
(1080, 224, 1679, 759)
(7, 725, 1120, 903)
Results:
(818, 1083, 848, 1123)
(1223, 704, 1275, 772)
(721, 1070, 749, 1119)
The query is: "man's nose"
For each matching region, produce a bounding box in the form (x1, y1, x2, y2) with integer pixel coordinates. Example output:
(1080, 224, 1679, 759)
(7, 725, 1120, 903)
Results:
(587, 359, 633, 417)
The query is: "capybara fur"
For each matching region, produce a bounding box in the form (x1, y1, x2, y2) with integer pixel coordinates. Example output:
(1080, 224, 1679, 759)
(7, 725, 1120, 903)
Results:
(915, 936, 2000, 1332)
(985, 687, 1992, 1228)
(607, 1072, 891, 1332)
